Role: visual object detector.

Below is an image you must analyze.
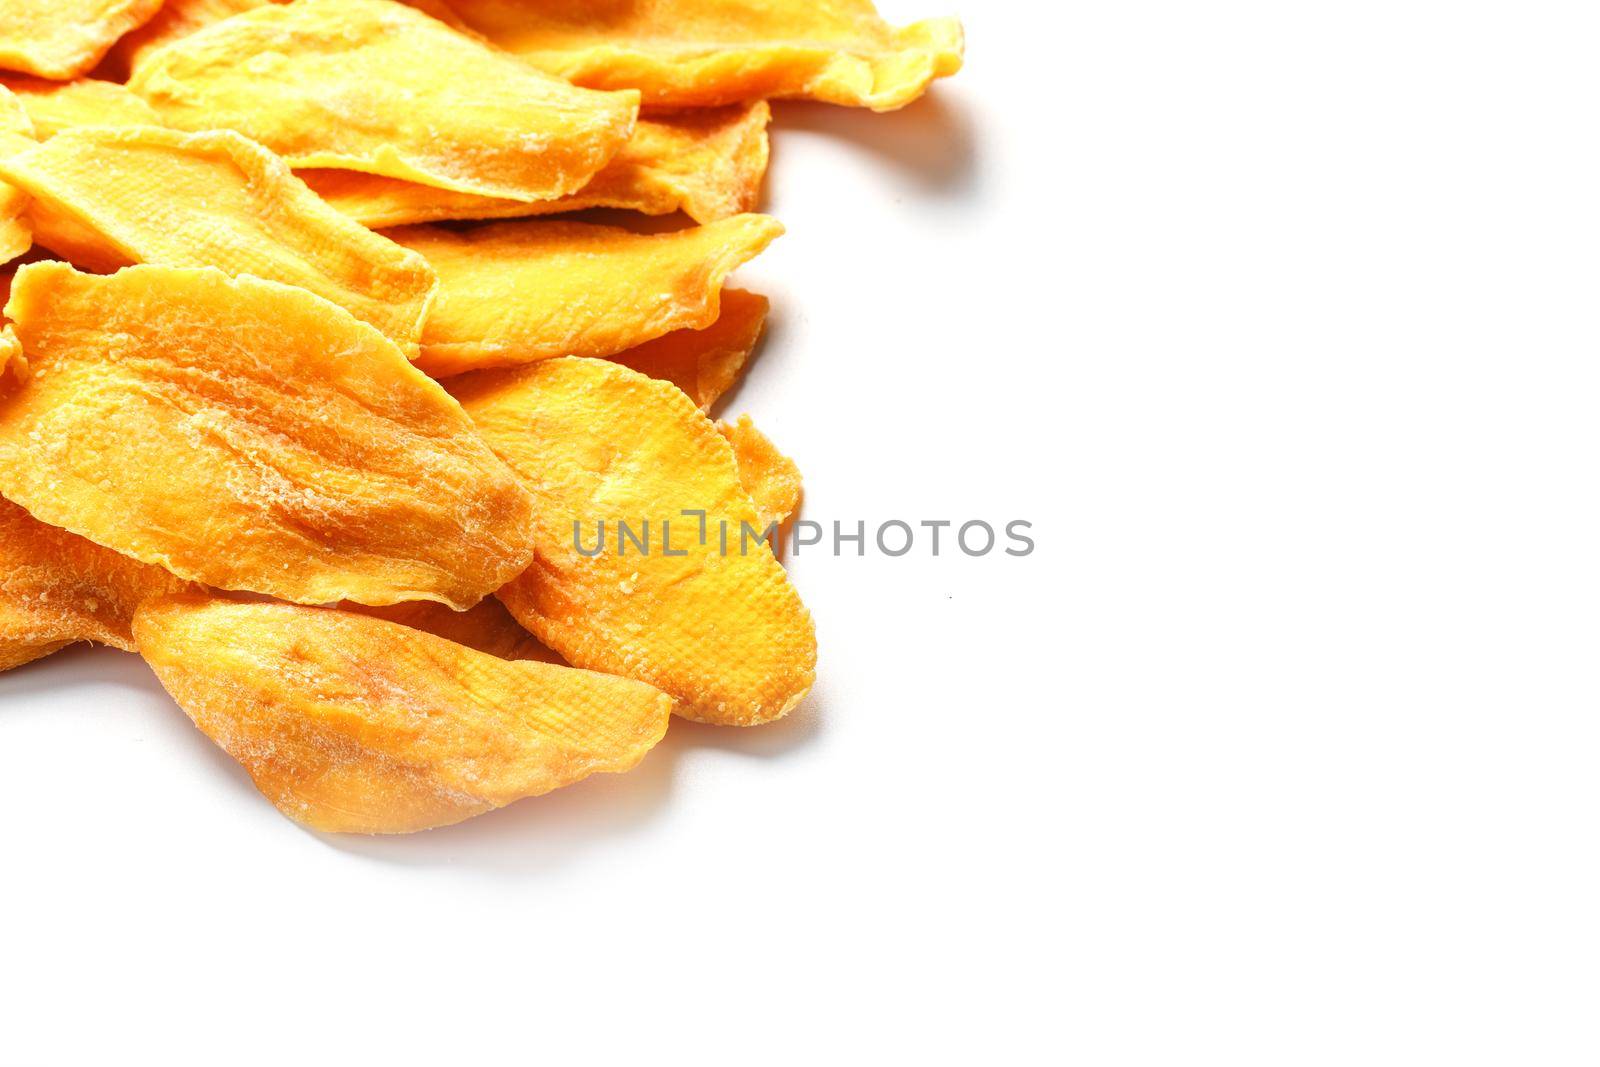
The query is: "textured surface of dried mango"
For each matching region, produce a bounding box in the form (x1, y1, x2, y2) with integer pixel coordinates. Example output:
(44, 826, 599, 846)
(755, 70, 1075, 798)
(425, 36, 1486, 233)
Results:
(0, 262, 536, 609)
(452, 357, 816, 726)
(302, 102, 770, 228)
(0, 76, 160, 137)
(129, 0, 640, 203)
(0, 497, 193, 671)
(134, 595, 673, 833)
(0, 126, 437, 353)
(433, 0, 963, 111)
(391, 214, 781, 378)
(610, 288, 768, 411)
(720, 415, 803, 532)
(105, 0, 279, 77)
(0, 87, 33, 265)
(343, 599, 559, 663)
(0, 0, 165, 80)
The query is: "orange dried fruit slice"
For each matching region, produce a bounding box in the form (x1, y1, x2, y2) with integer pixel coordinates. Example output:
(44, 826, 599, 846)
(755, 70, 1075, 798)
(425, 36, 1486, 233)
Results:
(609, 288, 768, 412)
(435, 0, 963, 111)
(0, 125, 437, 353)
(302, 102, 771, 228)
(0, 75, 161, 137)
(390, 213, 782, 378)
(0, 496, 193, 671)
(133, 594, 673, 834)
(0, 86, 33, 265)
(451, 357, 816, 726)
(0, 0, 165, 80)
(0, 262, 536, 609)
(129, 0, 639, 203)
(719, 415, 803, 532)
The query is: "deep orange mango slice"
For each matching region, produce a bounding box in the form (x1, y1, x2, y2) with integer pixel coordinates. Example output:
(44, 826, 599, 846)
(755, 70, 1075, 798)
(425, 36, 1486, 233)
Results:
(452, 357, 816, 726)
(391, 214, 781, 378)
(0, 125, 437, 354)
(0, 262, 536, 609)
(134, 595, 673, 833)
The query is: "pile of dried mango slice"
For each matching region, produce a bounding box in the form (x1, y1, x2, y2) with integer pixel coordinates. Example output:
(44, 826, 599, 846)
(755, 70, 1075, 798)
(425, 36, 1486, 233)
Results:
(0, 0, 961, 834)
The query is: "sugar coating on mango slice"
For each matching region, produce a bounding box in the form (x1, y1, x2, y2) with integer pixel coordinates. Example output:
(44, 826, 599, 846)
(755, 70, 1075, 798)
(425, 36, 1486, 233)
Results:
(434, 0, 963, 111)
(129, 0, 640, 203)
(0, 75, 161, 138)
(390, 213, 782, 378)
(609, 288, 769, 412)
(452, 357, 816, 726)
(302, 102, 771, 228)
(0, 125, 437, 354)
(0, 0, 165, 80)
(719, 415, 804, 532)
(0, 86, 33, 265)
(0, 262, 536, 610)
(0, 496, 194, 671)
(133, 595, 673, 834)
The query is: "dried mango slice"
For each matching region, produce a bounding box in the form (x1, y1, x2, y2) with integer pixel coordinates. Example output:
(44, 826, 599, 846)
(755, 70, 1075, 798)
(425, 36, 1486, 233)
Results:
(107, 0, 281, 77)
(129, 0, 640, 203)
(301, 102, 771, 228)
(610, 288, 768, 411)
(451, 357, 816, 726)
(134, 595, 673, 833)
(391, 214, 782, 378)
(111, 0, 476, 76)
(0, 0, 165, 80)
(719, 415, 803, 532)
(0, 262, 536, 609)
(0, 497, 193, 671)
(0, 76, 161, 137)
(0, 86, 33, 265)
(342, 599, 558, 663)
(0, 126, 437, 353)
(434, 0, 963, 111)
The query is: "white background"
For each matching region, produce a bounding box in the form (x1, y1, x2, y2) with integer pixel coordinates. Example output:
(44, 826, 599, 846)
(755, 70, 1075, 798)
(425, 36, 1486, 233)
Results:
(5, 1, 1600, 1062)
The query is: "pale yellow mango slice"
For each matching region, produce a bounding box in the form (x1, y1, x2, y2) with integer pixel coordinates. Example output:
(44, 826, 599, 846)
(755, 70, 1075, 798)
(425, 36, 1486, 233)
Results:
(302, 102, 770, 228)
(110, 0, 479, 77)
(134, 595, 673, 834)
(129, 0, 640, 202)
(432, 0, 963, 111)
(0, 496, 194, 670)
(452, 357, 816, 726)
(609, 288, 768, 411)
(0, 262, 536, 609)
(390, 214, 782, 378)
(0, 126, 437, 353)
(0, 86, 33, 265)
(0, 0, 165, 80)
(719, 415, 803, 532)
(0, 75, 161, 137)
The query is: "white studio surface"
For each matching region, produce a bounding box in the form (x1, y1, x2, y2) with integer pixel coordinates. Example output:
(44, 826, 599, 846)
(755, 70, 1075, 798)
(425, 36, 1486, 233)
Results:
(7, 1, 1600, 1062)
